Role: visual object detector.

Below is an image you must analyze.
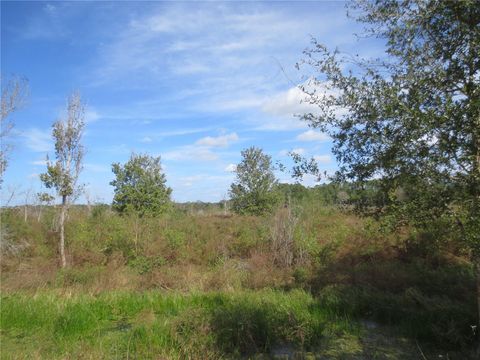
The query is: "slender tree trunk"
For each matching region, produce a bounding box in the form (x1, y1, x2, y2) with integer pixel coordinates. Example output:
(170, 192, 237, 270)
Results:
(474, 252, 480, 356)
(475, 130, 480, 356)
(59, 195, 67, 268)
(24, 188, 31, 223)
(134, 216, 139, 256)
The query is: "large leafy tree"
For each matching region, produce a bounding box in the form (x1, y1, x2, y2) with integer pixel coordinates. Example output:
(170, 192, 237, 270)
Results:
(296, 0, 479, 344)
(110, 153, 171, 217)
(40, 92, 85, 268)
(230, 147, 279, 215)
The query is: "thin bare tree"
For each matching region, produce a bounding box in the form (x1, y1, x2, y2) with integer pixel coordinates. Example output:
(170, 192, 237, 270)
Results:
(0, 75, 29, 185)
(40, 92, 85, 268)
(23, 186, 32, 223)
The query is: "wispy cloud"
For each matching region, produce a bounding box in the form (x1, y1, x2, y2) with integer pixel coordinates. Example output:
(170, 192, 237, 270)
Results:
(88, 3, 334, 112)
(31, 159, 47, 166)
(314, 154, 331, 163)
(164, 131, 239, 162)
(196, 133, 238, 147)
(296, 130, 330, 142)
(23, 128, 52, 153)
(85, 109, 100, 123)
(2, 1, 376, 203)
(163, 146, 219, 162)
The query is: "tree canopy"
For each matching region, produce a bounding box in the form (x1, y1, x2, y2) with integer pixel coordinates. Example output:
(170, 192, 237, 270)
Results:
(230, 147, 279, 215)
(40, 93, 85, 201)
(297, 0, 479, 247)
(110, 153, 171, 216)
(295, 0, 480, 341)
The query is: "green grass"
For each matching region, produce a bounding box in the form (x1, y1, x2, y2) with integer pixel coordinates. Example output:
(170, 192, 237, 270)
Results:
(5, 289, 469, 359)
(1, 289, 360, 359)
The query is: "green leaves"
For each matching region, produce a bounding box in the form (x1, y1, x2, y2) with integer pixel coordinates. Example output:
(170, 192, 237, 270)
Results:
(230, 147, 279, 215)
(39, 92, 85, 202)
(296, 0, 480, 252)
(110, 153, 172, 217)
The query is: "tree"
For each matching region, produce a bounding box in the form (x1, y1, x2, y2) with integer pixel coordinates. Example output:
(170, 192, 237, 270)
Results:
(110, 153, 171, 216)
(35, 192, 55, 222)
(1, 75, 29, 185)
(40, 92, 85, 268)
(230, 147, 279, 215)
(295, 0, 480, 348)
(110, 153, 171, 255)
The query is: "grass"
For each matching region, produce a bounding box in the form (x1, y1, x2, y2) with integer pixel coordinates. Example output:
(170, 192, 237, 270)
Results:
(0, 202, 477, 358)
(3, 289, 469, 359)
(1, 289, 360, 359)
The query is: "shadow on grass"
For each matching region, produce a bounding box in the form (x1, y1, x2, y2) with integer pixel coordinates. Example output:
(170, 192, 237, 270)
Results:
(308, 249, 477, 353)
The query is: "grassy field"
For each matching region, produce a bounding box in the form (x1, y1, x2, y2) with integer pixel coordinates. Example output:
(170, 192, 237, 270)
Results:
(0, 289, 430, 359)
(0, 201, 477, 358)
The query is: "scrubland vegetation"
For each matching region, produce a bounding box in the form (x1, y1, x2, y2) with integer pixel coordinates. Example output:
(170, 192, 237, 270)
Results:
(1, 0, 479, 358)
(1, 187, 478, 358)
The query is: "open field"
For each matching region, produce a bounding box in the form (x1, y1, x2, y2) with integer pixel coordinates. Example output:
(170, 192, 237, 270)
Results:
(1, 200, 477, 359)
(2, 0, 479, 358)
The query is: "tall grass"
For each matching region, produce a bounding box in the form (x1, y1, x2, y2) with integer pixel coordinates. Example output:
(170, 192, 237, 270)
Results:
(1, 289, 357, 359)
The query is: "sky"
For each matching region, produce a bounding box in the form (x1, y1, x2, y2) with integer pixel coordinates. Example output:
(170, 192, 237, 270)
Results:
(1, 0, 383, 204)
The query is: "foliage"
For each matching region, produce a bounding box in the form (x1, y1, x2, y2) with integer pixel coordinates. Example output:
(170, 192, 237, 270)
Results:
(110, 153, 171, 217)
(296, 0, 480, 251)
(36, 192, 55, 205)
(230, 147, 279, 215)
(39, 92, 85, 268)
(276, 183, 310, 204)
(294, 2, 480, 344)
(129, 255, 166, 274)
(40, 92, 85, 201)
(0, 202, 477, 354)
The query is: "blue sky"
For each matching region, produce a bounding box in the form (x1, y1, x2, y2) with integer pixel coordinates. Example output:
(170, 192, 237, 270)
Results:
(1, 1, 382, 204)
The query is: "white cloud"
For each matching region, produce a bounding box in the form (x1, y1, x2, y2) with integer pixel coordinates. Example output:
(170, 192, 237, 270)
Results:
(291, 148, 305, 155)
(251, 115, 307, 131)
(161, 132, 238, 163)
(296, 130, 330, 142)
(224, 163, 237, 172)
(27, 173, 40, 179)
(23, 128, 52, 152)
(31, 159, 47, 166)
(313, 154, 331, 163)
(170, 173, 235, 202)
(85, 109, 100, 123)
(89, 3, 325, 111)
(140, 136, 152, 143)
(261, 87, 319, 118)
(163, 146, 219, 162)
(196, 133, 238, 147)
